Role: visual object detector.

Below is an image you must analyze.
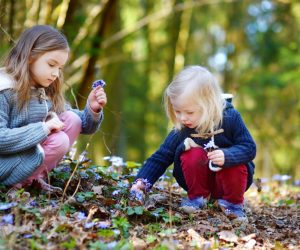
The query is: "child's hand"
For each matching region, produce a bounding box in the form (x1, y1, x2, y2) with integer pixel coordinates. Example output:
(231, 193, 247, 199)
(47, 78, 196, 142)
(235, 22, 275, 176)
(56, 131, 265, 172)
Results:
(45, 115, 65, 133)
(207, 149, 225, 166)
(88, 86, 107, 113)
(130, 180, 146, 204)
(131, 180, 146, 193)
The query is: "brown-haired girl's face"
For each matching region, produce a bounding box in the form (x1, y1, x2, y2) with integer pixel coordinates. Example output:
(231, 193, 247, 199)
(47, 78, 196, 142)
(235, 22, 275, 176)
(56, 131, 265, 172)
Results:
(29, 49, 69, 88)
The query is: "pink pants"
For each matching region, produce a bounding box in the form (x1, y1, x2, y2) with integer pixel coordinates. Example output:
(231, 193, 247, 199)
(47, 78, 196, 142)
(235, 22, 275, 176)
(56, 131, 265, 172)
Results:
(180, 147, 248, 204)
(21, 111, 82, 186)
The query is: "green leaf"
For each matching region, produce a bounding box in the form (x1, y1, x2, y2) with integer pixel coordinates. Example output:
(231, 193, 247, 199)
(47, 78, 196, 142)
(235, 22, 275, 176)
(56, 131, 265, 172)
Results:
(126, 161, 142, 168)
(146, 235, 157, 244)
(127, 207, 135, 215)
(134, 206, 144, 215)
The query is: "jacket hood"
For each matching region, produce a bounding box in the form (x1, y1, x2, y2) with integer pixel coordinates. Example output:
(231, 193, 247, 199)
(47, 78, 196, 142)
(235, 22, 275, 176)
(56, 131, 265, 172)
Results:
(0, 68, 15, 91)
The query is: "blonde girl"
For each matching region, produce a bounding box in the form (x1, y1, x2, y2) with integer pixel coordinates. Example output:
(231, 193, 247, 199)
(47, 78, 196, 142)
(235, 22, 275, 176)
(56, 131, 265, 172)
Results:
(131, 65, 256, 223)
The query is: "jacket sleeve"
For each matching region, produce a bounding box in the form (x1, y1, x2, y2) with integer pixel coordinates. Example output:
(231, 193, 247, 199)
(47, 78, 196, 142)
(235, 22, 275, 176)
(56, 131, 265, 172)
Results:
(68, 101, 103, 134)
(136, 129, 181, 186)
(221, 108, 256, 167)
(0, 91, 48, 154)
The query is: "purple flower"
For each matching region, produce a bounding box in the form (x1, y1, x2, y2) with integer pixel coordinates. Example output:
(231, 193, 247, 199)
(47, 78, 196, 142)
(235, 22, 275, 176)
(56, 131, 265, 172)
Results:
(94, 173, 101, 180)
(1, 214, 14, 225)
(272, 174, 291, 182)
(23, 234, 33, 239)
(112, 189, 121, 196)
(62, 167, 71, 172)
(76, 212, 87, 220)
(130, 190, 144, 202)
(29, 200, 37, 207)
(92, 79, 106, 89)
(84, 221, 95, 229)
(294, 180, 300, 186)
(50, 200, 57, 207)
(0, 202, 17, 211)
(97, 221, 110, 229)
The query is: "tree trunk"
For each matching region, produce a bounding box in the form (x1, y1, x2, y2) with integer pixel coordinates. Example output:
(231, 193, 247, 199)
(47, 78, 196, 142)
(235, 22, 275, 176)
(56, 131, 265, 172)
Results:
(77, 0, 117, 108)
(8, 0, 15, 43)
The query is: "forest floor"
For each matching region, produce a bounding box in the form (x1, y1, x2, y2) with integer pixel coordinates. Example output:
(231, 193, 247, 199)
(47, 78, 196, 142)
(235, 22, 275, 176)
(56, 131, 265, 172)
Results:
(0, 157, 299, 250)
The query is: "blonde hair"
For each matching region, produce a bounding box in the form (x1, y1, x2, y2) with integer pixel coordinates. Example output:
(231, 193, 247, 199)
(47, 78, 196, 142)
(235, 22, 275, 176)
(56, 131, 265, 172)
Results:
(164, 65, 226, 134)
(3, 25, 69, 113)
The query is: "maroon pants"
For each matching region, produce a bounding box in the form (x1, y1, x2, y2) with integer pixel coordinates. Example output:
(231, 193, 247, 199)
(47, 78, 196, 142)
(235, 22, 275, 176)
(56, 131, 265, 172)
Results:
(179, 147, 248, 204)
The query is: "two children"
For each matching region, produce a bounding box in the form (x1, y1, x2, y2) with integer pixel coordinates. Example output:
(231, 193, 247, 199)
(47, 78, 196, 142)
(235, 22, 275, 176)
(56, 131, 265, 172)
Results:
(0, 25, 107, 191)
(131, 66, 256, 223)
(1, 25, 256, 224)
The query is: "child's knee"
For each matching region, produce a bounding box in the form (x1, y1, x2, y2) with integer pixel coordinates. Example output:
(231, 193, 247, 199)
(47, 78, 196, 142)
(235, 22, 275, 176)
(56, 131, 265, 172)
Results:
(44, 132, 70, 155)
(180, 147, 208, 167)
(60, 111, 82, 131)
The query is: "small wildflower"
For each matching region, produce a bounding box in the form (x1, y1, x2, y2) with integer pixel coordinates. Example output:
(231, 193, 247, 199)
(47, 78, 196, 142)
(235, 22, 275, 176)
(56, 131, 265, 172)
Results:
(84, 221, 95, 229)
(107, 241, 117, 249)
(29, 200, 37, 207)
(117, 182, 129, 188)
(294, 180, 300, 186)
(112, 189, 121, 196)
(130, 190, 144, 202)
(272, 174, 291, 183)
(76, 212, 87, 220)
(97, 221, 111, 229)
(50, 200, 57, 207)
(92, 79, 106, 89)
(1, 214, 14, 225)
(62, 167, 71, 172)
(94, 173, 101, 180)
(112, 229, 120, 235)
(0, 202, 17, 211)
(80, 172, 89, 179)
(152, 212, 160, 218)
(79, 151, 88, 163)
(23, 234, 33, 239)
(103, 156, 126, 167)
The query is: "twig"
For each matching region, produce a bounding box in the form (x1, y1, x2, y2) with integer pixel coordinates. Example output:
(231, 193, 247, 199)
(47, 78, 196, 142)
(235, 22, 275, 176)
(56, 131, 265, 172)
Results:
(70, 177, 81, 199)
(0, 24, 15, 44)
(60, 139, 92, 202)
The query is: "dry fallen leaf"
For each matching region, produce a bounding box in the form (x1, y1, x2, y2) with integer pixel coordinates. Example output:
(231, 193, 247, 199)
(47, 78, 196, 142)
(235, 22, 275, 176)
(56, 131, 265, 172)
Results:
(218, 230, 239, 243)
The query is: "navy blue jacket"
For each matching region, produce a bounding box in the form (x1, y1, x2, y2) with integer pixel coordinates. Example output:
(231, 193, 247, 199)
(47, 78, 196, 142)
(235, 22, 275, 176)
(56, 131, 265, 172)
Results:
(136, 102, 256, 189)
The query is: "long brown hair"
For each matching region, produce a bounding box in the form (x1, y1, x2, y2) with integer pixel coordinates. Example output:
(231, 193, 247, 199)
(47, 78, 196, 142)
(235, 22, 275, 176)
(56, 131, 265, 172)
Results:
(4, 25, 69, 113)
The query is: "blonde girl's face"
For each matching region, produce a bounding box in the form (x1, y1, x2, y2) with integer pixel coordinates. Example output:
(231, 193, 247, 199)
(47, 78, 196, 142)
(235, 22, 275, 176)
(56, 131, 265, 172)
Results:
(30, 50, 69, 88)
(171, 95, 201, 129)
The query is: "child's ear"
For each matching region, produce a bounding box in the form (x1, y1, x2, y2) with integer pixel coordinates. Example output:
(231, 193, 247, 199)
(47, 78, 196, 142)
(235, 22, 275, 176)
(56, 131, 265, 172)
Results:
(28, 54, 36, 64)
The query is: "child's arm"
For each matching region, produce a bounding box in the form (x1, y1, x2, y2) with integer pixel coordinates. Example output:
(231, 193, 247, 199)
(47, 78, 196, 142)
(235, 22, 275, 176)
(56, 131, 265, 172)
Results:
(68, 80, 107, 134)
(0, 91, 48, 154)
(132, 129, 181, 191)
(221, 109, 256, 166)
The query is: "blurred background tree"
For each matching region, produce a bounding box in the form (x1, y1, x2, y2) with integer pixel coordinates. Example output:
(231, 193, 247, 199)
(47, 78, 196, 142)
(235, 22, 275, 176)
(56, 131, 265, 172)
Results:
(0, 0, 299, 179)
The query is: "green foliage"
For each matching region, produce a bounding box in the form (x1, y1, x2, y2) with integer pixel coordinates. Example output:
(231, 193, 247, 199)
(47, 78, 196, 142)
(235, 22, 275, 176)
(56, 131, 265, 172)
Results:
(126, 206, 144, 215)
(75, 191, 95, 203)
(112, 217, 131, 238)
(59, 204, 77, 216)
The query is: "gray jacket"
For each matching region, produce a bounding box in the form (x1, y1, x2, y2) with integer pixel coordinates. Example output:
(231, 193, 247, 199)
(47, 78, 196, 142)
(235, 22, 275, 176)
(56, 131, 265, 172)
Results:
(0, 71, 103, 185)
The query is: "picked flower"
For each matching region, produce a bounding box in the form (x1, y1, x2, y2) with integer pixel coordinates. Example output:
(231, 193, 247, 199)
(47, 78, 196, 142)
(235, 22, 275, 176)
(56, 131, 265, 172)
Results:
(92, 79, 106, 89)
